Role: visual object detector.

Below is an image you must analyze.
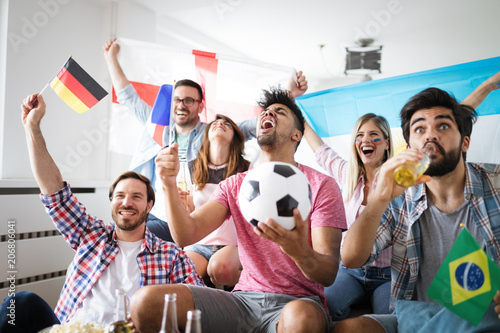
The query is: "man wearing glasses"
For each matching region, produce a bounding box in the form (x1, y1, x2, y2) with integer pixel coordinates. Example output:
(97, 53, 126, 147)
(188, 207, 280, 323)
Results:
(103, 38, 307, 242)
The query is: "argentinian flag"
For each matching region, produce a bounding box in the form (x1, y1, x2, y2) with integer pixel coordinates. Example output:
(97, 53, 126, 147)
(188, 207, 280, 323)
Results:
(296, 57, 500, 168)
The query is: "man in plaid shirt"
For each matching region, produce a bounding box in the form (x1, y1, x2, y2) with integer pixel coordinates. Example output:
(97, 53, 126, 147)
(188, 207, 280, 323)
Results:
(0, 93, 204, 333)
(335, 86, 500, 332)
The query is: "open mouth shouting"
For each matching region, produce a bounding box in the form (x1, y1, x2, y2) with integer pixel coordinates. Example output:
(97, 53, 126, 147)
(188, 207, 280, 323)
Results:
(260, 116, 275, 132)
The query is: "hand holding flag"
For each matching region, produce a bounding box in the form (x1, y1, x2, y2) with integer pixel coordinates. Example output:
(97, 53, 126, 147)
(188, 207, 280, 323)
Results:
(21, 94, 46, 128)
(426, 227, 500, 325)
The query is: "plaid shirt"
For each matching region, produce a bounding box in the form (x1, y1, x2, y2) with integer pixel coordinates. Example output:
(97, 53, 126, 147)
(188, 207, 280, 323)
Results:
(368, 163, 500, 310)
(41, 183, 204, 323)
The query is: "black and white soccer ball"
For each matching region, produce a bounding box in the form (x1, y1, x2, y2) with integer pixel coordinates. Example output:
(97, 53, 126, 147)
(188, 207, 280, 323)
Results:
(238, 161, 311, 230)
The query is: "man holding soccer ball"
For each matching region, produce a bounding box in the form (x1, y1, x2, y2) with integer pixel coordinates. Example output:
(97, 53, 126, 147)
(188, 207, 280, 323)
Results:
(130, 87, 347, 333)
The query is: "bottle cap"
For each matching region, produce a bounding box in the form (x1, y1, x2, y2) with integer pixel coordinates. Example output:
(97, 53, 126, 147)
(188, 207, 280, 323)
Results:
(187, 309, 201, 320)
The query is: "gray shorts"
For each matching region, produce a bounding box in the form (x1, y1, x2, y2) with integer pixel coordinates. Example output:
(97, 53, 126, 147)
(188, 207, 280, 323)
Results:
(363, 314, 398, 333)
(186, 285, 333, 333)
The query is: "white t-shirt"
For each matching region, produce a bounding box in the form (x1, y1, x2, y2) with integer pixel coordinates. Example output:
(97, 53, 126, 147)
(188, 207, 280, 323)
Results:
(70, 240, 142, 324)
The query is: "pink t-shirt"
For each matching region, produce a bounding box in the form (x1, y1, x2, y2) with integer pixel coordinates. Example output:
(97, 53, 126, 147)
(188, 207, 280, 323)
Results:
(210, 163, 347, 311)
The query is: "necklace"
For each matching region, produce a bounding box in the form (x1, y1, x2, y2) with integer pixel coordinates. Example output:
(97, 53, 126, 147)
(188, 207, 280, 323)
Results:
(209, 162, 228, 170)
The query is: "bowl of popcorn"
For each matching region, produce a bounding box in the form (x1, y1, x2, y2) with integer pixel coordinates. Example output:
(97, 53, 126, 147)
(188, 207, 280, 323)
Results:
(40, 321, 109, 333)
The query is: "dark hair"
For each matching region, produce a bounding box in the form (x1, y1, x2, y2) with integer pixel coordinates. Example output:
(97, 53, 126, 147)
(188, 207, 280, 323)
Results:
(175, 79, 204, 101)
(257, 86, 305, 145)
(108, 171, 155, 205)
(400, 87, 477, 160)
(192, 115, 250, 190)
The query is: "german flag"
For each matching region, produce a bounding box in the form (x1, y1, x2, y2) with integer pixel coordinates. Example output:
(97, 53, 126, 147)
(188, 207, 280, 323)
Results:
(49, 57, 108, 113)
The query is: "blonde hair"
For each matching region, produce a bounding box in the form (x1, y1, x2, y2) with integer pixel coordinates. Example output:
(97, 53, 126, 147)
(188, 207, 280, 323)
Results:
(343, 113, 393, 202)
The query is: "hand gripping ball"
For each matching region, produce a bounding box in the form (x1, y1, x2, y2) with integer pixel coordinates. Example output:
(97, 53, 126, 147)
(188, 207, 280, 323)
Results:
(238, 161, 311, 230)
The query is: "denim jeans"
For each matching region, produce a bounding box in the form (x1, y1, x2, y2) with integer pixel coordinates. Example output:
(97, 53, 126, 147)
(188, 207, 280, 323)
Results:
(325, 262, 392, 320)
(0, 291, 59, 333)
(145, 213, 174, 243)
(395, 300, 500, 332)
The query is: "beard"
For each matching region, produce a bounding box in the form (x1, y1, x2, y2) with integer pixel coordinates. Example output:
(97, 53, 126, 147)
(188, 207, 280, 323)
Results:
(424, 141, 462, 177)
(257, 132, 278, 151)
(257, 126, 294, 151)
(112, 206, 149, 232)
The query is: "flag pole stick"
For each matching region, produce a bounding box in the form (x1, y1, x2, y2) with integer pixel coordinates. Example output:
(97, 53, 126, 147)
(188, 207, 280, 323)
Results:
(33, 55, 71, 105)
(38, 82, 50, 96)
(168, 80, 176, 147)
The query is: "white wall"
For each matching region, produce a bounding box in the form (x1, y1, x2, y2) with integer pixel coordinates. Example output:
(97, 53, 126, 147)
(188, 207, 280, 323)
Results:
(0, 0, 157, 183)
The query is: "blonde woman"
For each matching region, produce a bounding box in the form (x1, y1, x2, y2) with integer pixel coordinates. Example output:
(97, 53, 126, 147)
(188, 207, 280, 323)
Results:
(304, 113, 393, 319)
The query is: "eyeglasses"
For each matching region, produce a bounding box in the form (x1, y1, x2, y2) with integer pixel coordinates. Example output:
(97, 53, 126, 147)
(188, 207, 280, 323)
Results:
(173, 97, 202, 107)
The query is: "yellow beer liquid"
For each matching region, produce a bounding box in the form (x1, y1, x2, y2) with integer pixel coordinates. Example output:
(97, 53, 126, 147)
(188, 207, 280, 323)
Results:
(178, 180, 190, 206)
(394, 159, 430, 187)
(108, 320, 131, 333)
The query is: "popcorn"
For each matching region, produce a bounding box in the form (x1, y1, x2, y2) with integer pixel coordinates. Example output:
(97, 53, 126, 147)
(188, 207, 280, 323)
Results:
(48, 321, 108, 333)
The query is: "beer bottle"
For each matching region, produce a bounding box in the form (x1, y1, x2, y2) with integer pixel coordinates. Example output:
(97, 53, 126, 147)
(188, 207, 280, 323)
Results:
(158, 293, 180, 333)
(109, 288, 131, 333)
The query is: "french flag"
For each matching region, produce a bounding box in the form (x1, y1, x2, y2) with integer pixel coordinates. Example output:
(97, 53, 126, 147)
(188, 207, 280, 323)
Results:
(296, 56, 500, 167)
(147, 84, 173, 146)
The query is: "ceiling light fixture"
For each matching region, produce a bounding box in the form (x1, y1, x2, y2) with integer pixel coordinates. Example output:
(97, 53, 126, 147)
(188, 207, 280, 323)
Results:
(345, 38, 382, 75)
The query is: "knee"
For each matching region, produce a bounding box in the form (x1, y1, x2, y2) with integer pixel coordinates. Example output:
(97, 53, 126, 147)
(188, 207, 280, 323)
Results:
(207, 258, 240, 287)
(332, 317, 385, 333)
(279, 300, 327, 333)
(130, 286, 162, 332)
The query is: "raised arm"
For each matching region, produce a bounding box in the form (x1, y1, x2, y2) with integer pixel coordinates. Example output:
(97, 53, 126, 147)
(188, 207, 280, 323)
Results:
(103, 37, 130, 91)
(304, 121, 325, 153)
(155, 144, 228, 247)
(21, 94, 64, 195)
(461, 70, 500, 109)
(342, 148, 431, 267)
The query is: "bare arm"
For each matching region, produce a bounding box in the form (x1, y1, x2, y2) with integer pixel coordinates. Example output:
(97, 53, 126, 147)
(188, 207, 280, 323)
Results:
(304, 121, 325, 153)
(342, 149, 431, 267)
(103, 37, 130, 91)
(155, 144, 227, 247)
(21, 94, 64, 195)
(461, 70, 500, 109)
(256, 209, 342, 286)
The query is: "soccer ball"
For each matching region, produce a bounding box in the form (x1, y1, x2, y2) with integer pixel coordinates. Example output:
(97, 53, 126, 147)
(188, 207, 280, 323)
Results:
(238, 161, 311, 230)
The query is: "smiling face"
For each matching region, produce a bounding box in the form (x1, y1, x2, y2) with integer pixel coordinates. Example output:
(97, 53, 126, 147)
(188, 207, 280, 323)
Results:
(408, 106, 469, 177)
(208, 118, 234, 144)
(355, 119, 389, 168)
(110, 178, 153, 232)
(173, 85, 203, 128)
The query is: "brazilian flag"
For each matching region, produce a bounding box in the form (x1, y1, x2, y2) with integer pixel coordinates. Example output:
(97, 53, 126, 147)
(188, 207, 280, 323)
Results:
(427, 228, 500, 325)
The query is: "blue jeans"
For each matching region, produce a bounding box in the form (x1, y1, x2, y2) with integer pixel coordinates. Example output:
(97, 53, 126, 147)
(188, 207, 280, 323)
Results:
(146, 213, 174, 243)
(325, 262, 392, 320)
(0, 291, 59, 333)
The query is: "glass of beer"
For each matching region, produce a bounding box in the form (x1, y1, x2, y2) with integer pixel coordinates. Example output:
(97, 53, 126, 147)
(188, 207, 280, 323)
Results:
(394, 144, 435, 187)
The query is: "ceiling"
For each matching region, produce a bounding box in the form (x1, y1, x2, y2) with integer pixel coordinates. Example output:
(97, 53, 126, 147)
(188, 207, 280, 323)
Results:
(132, 0, 500, 92)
